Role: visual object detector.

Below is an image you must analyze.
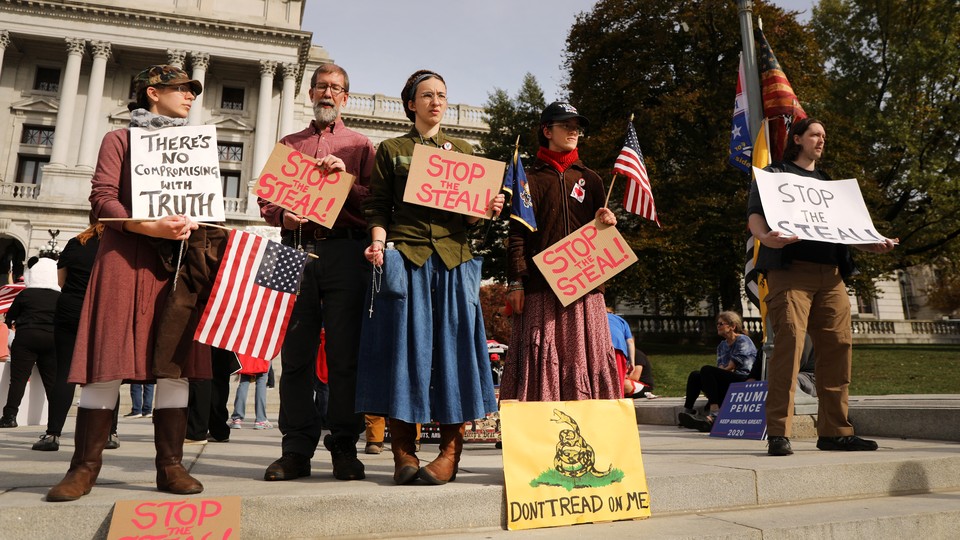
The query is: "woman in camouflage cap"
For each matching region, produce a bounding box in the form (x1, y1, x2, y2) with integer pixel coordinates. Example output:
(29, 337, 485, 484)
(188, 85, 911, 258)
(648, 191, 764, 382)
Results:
(47, 65, 209, 502)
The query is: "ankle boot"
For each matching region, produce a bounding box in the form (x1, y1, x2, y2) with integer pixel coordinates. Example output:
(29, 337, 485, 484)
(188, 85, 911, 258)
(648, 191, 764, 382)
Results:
(153, 408, 203, 494)
(389, 418, 420, 485)
(419, 422, 465, 485)
(47, 408, 114, 502)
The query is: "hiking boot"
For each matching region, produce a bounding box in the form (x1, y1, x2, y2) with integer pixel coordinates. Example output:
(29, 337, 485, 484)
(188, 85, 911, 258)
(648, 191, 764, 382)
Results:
(816, 435, 878, 451)
(105, 433, 120, 450)
(323, 434, 365, 481)
(365, 442, 383, 455)
(264, 453, 311, 481)
(32, 434, 60, 451)
(767, 436, 793, 456)
(0, 415, 17, 428)
(678, 411, 712, 432)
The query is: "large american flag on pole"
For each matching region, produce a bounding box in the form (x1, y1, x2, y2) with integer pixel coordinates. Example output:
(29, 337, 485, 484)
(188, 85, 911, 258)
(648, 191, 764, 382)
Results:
(0, 283, 26, 314)
(194, 230, 308, 360)
(615, 122, 660, 226)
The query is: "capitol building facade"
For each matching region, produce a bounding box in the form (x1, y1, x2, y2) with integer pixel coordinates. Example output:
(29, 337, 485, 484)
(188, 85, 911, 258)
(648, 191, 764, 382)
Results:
(0, 0, 488, 273)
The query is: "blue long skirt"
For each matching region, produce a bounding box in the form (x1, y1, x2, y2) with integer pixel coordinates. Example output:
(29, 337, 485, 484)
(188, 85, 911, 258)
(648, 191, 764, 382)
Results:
(356, 250, 497, 424)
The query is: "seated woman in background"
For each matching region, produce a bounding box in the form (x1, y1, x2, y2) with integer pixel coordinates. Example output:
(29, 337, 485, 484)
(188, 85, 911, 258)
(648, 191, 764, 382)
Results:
(678, 311, 756, 432)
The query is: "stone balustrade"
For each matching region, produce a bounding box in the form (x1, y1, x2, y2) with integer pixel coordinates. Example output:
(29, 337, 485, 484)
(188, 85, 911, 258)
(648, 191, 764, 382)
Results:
(625, 315, 960, 345)
(0, 182, 41, 200)
(341, 92, 487, 128)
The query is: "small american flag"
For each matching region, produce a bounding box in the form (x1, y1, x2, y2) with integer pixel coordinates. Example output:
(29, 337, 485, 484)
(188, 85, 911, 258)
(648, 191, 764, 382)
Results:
(0, 283, 26, 314)
(194, 230, 307, 360)
(615, 122, 659, 226)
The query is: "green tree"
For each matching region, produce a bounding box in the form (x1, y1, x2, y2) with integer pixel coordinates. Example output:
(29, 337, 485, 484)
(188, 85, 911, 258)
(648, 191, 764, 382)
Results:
(564, 0, 820, 314)
(473, 74, 548, 282)
(811, 0, 960, 295)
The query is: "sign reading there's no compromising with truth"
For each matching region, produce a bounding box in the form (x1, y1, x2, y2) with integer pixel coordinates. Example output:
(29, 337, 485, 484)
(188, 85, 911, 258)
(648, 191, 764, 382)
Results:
(129, 125, 225, 222)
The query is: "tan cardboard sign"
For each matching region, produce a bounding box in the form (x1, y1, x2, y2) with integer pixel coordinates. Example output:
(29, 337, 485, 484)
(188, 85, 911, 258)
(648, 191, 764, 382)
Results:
(533, 220, 638, 307)
(107, 496, 241, 540)
(253, 143, 356, 228)
(402, 144, 505, 218)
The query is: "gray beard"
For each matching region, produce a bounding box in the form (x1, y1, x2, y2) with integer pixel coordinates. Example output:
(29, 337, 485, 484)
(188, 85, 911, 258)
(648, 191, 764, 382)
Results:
(313, 101, 339, 126)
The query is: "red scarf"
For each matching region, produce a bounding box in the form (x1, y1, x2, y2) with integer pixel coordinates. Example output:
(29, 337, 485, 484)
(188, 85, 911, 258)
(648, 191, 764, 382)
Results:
(537, 147, 579, 173)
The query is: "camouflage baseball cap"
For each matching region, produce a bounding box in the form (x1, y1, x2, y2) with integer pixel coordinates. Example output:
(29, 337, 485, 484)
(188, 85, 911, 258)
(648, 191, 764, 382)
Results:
(133, 65, 203, 96)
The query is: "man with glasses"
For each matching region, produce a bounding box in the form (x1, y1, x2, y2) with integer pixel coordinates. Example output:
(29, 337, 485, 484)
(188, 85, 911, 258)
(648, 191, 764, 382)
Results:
(258, 63, 375, 481)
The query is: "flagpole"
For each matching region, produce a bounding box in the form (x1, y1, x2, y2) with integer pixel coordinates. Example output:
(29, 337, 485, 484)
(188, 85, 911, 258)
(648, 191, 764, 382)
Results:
(481, 134, 521, 248)
(97, 218, 318, 258)
(737, 0, 763, 140)
(604, 113, 634, 208)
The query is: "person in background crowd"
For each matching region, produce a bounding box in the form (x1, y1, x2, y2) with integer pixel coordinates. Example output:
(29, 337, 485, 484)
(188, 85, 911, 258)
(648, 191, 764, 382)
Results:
(358, 69, 504, 486)
(678, 311, 756, 432)
(259, 63, 376, 483)
(230, 355, 272, 430)
(33, 223, 120, 451)
(46, 65, 211, 502)
(748, 118, 896, 456)
(0, 258, 60, 429)
(126, 383, 154, 418)
(501, 102, 619, 403)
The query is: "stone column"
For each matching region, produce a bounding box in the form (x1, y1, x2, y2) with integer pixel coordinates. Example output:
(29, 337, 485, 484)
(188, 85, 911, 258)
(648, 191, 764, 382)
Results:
(77, 41, 112, 169)
(188, 52, 210, 126)
(48, 38, 86, 167)
(278, 62, 298, 138)
(0, 31, 10, 82)
(166, 49, 187, 69)
(252, 60, 277, 181)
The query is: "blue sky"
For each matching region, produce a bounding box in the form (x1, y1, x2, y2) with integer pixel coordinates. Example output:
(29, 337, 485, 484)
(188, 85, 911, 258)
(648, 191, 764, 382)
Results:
(303, 1, 816, 107)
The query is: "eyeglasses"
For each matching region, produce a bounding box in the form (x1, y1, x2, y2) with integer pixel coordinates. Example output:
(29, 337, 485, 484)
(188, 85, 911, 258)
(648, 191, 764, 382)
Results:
(716, 321, 729, 327)
(160, 84, 196, 96)
(418, 91, 447, 102)
(549, 123, 584, 135)
(314, 83, 346, 96)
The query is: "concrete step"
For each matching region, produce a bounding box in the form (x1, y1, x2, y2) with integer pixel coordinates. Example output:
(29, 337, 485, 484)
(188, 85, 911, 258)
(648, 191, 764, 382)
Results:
(633, 394, 960, 442)
(418, 490, 960, 539)
(2, 421, 960, 539)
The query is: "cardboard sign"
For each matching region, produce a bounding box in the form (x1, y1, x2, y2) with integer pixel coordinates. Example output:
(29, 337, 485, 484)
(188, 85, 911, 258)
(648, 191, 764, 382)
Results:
(402, 144, 505, 218)
(500, 399, 651, 531)
(130, 125, 225, 222)
(754, 167, 889, 244)
(710, 381, 768, 440)
(253, 143, 356, 229)
(533, 220, 638, 307)
(107, 496, 241, 540)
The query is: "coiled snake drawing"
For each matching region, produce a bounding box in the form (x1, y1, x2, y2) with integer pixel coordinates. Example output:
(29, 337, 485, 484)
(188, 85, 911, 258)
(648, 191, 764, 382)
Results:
(551, 409, 611, 478)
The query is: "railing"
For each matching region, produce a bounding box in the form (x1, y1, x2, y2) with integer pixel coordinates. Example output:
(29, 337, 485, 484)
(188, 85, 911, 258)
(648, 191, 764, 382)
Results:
(341, 92, 488, 129)
(626, 315, 960, 345)
(223, 197, 247, 215)
(912, 320, 960, 335)
(0, 182, 41, 200)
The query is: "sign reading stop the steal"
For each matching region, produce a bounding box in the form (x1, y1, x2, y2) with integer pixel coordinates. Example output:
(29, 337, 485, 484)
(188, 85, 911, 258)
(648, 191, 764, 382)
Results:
(402, 144, 506, 219)
(533, 220, 638, 307)
(107, 496, 241, 540)
(254, 143, 356, 229)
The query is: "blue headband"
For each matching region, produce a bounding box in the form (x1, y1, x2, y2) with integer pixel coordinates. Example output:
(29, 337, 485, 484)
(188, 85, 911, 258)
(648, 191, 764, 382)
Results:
(409, 72, 439, 99)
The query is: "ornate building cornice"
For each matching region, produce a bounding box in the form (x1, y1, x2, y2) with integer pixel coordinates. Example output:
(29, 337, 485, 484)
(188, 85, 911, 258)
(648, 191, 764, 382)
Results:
(1, 0, 313, 95)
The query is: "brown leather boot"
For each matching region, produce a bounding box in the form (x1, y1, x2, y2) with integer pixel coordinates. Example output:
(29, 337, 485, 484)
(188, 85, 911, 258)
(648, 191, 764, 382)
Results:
(419, 423, 465, 485)
(47, 408, 114, 502)
(153, 408, 204, 494)
(389, 418, 420, 485)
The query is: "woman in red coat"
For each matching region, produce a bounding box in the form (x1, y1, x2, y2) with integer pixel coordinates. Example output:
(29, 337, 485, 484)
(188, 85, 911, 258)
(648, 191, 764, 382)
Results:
(47, 65, 209, 502)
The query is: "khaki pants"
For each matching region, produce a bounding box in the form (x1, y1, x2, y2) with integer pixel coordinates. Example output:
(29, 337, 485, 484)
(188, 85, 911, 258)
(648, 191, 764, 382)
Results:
(765, 262, 854, 438)
(365, 415, 421, 443)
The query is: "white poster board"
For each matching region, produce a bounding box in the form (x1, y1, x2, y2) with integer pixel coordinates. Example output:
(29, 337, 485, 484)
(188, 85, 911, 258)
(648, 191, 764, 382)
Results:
(130, 125, 225, 222)
(754, 167, 888, 244)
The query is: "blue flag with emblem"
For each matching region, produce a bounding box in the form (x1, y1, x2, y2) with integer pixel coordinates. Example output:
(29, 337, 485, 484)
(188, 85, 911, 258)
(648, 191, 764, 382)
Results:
(503, 149, 537, 231)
